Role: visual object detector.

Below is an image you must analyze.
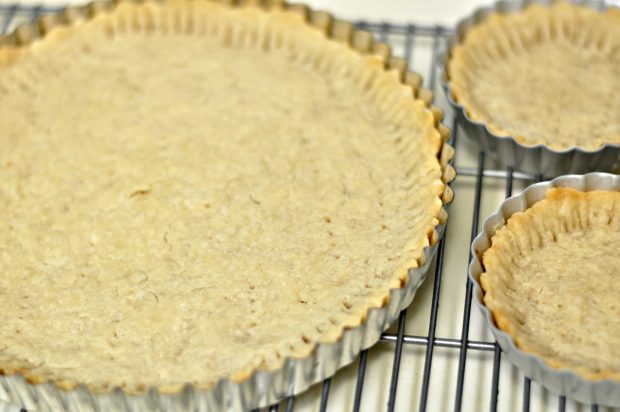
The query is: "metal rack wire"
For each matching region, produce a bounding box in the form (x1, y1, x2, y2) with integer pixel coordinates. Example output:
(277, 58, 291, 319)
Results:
(0, 4, 612, 412)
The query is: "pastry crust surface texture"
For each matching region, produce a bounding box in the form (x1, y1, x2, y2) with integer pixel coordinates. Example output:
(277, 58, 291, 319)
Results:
(0, 0, 445, 393)
(481, 187, 620, 381)
(449, 2, 620, 150)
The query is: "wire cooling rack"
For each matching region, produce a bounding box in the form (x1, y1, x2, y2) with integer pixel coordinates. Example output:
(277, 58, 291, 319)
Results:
(0, 4, 616, 412)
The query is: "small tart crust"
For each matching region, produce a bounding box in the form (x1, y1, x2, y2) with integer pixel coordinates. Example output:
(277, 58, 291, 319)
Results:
(481, 187, 620, 381)
(449, 2, 620, 151)
(0, 0, 450, 395)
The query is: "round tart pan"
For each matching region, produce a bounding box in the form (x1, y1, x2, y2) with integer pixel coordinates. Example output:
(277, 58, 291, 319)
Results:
(438, 0, 620, 177)
(0, 1, 456, 411)
(469, 172, 620, 407)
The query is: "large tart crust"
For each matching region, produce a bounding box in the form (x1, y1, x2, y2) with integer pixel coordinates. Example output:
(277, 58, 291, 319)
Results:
(449, 2, 620, 151)
(0, 0, 451, 394)
(481, 187, 620, 381)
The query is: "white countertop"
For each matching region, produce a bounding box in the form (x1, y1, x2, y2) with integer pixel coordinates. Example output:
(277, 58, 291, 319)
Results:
(0, 0, 490, 24)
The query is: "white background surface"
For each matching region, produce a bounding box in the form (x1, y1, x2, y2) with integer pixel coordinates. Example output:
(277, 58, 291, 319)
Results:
(0, 0, 491, 23)
(0, 1, 617, 411)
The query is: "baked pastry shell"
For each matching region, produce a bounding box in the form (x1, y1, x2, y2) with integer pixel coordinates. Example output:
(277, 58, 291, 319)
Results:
(437, 0, 620, 177)
(0, 0, 456, 410)
(469, 172, 620, 407)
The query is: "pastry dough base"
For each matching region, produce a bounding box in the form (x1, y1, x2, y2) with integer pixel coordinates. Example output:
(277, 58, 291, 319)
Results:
(449, 3, 620, 151)
(481, 187, 620, 381)
(0, 0, 446, 394)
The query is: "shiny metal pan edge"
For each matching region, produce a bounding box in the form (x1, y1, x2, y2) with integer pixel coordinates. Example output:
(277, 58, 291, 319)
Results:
(437, 0, 620, 177)
(468, 172, 620, 407)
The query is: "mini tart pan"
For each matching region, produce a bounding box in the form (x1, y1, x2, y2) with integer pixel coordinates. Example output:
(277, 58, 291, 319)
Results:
(469, 172, 620, 407)
(438, 0, 620, 177)
(0, 0, 456, 410)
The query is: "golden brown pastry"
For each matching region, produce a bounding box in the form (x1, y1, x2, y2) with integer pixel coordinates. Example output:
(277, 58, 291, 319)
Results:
(449, 3, 620, 151)
(0, 0, 447, 394)
(481, 187, 620, 381)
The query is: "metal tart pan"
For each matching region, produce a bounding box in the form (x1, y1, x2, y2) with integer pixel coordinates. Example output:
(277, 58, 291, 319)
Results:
(469, 172, 620, 407)
(0, 1, 456, 410)
(437, 0, 620, 177)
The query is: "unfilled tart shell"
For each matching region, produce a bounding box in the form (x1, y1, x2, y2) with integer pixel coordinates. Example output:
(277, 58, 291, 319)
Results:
(449, 2, 620, 151)
(0, 0, 452, 396)
(481, 187, 620, 381)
